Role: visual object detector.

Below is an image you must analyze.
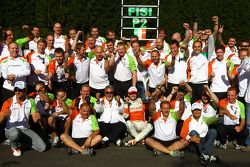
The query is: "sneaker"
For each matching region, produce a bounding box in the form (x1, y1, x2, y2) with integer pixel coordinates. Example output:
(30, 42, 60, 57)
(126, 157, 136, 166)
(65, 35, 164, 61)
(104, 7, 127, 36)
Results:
(124, 141, 132, 147)
(3, 139, 10, 146)
(170, 150, 184, 158)
(68, 148, 79, 155)
(219, 143, 227, 149)
(52, 136, 59, 147)
(200, 153, 209, 165)
(214, 140, 220, 147)
(209, 154, 221, 163)
(82, 148, 94, 156)
(11, 147, 21, 157)
(116, 139, 123, 147)
(235, 144, 245, 150)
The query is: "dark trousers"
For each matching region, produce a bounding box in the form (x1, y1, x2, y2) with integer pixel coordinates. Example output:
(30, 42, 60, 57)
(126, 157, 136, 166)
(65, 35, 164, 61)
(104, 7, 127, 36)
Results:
(190, 83, 206, 103)
(99, 121, 126, 143)
(69, 81, 88, 100)
(90, 87, 105, 98)
(113, 79, 132, 99)
(217, 124, 249, 145)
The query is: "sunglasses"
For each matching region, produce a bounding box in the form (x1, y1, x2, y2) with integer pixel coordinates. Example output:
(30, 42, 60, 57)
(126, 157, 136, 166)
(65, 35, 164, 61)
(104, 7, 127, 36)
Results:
(105, 91, 113, 94)
(14, 88, 25, 92)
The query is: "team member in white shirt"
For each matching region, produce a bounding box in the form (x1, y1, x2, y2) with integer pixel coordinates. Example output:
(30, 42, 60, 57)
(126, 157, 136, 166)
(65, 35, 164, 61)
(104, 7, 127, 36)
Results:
(187, 40, 208, 103)
(0, 81, 46, 156)
(145, 94, 187, 157)
(131, 41, 151, 100)
(113, 42, 137, 99)
(240, 54, 250, 146)
(60, 103, 102, 156)
(89, 46, 114, 97)
(208, 45, 232, 100)
(67, 42, 90, 99)
(181, 103, 220, 165)
(166, 40, 189, 95)
(94, 85, 126, 146)
(227, 49, 249, 104)
(53, 23, 67, 51)
(23, 26, 41, 56)
(136, 50, 168, 93)
(26, 39, 51, 93)
(1, 42, 31, 103)
(217, 87, 248, 149)
(45, 34, 55, 59)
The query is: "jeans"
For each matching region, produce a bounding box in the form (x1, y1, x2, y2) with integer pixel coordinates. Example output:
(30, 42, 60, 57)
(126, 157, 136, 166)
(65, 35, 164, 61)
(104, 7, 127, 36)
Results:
(191, 129, 217, 155)
(5, 127, 46, 152)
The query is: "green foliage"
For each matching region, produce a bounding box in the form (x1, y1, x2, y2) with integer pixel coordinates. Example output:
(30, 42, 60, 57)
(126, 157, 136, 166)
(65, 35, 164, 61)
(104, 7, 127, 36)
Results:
(0, 0, 249, 42)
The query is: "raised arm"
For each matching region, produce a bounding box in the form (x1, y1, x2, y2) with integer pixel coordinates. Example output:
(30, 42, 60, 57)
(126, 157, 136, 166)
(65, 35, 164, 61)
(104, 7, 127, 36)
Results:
(71, 31, 83, 51)
(192, 15, 198, 40)
(203, 85, 219, 108)
(212, 16, 219, 41)
(166, 86, 178, 102)
(176, 99, 185, 119)
(217, 25, 225, 46)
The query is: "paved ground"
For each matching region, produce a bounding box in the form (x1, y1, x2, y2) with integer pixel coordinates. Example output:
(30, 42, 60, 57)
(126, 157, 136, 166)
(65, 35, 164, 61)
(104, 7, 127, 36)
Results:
(1, 142, 250, 167)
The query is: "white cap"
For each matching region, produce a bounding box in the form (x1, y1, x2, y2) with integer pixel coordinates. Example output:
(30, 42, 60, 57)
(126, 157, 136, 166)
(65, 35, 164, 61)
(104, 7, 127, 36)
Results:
(128, 86, 137, 94)
(191, 102, 202, 111)
(14, 81, 26, 89)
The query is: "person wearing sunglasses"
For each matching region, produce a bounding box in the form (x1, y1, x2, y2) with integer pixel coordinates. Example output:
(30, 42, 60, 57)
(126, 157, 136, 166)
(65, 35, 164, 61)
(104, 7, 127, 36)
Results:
(0, 81, 46, 156)
(94, 85, 126, 147)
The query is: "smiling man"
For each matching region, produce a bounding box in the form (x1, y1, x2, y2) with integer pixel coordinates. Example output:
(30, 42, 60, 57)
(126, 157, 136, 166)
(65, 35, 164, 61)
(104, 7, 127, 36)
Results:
(0, 81, 46, 156)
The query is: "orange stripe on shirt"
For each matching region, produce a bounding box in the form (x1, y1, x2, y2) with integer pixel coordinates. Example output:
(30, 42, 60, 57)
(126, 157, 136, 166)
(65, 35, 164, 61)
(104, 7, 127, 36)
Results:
(152, 112, 161, 122)
(1, 98, 13, 113)
(180, 116, 192, 140)
(48, 59, 56, 75)
(208, 59, 216, 78)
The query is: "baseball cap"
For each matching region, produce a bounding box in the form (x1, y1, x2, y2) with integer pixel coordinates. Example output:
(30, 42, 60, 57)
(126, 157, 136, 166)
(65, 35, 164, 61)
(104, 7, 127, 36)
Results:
(191, 102, 202, 111)
(128, 86, 137, 94)
(14, 81, 26, 90)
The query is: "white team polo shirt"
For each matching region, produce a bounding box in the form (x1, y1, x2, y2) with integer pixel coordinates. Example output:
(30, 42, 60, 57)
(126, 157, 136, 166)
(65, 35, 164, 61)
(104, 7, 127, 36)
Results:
(187, 53, 208, 84)
(54, 35, 66, 51)
(27, 51, 50, 85)
(89, 57, 109, 89)
(71, 113, 99, 138)
(232, 65, 249, 97)
(114, 53, 136, 82)
(241, 57, 250, 103)
(153, 111, 178, 141)
(1, 57, 30, 91)
(68, 55, 89, 83)
(131, 51, 150, 82)
(209, 59, 230, 93)
(145, 60, 166, 88)
(168, 52, 188, 84)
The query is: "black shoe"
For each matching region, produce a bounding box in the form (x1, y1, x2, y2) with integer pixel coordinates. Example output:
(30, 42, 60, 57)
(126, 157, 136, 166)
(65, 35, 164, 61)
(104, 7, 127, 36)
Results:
(100, 140, 109, 148)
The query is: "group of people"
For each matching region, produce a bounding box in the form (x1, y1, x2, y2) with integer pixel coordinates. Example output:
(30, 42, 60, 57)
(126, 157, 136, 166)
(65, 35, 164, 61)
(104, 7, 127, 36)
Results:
(0, 15, 250, 165)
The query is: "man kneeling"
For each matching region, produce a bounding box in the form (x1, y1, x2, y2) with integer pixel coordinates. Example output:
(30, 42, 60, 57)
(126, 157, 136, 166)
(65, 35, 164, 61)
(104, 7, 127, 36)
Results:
(60, 103, 102, 156)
